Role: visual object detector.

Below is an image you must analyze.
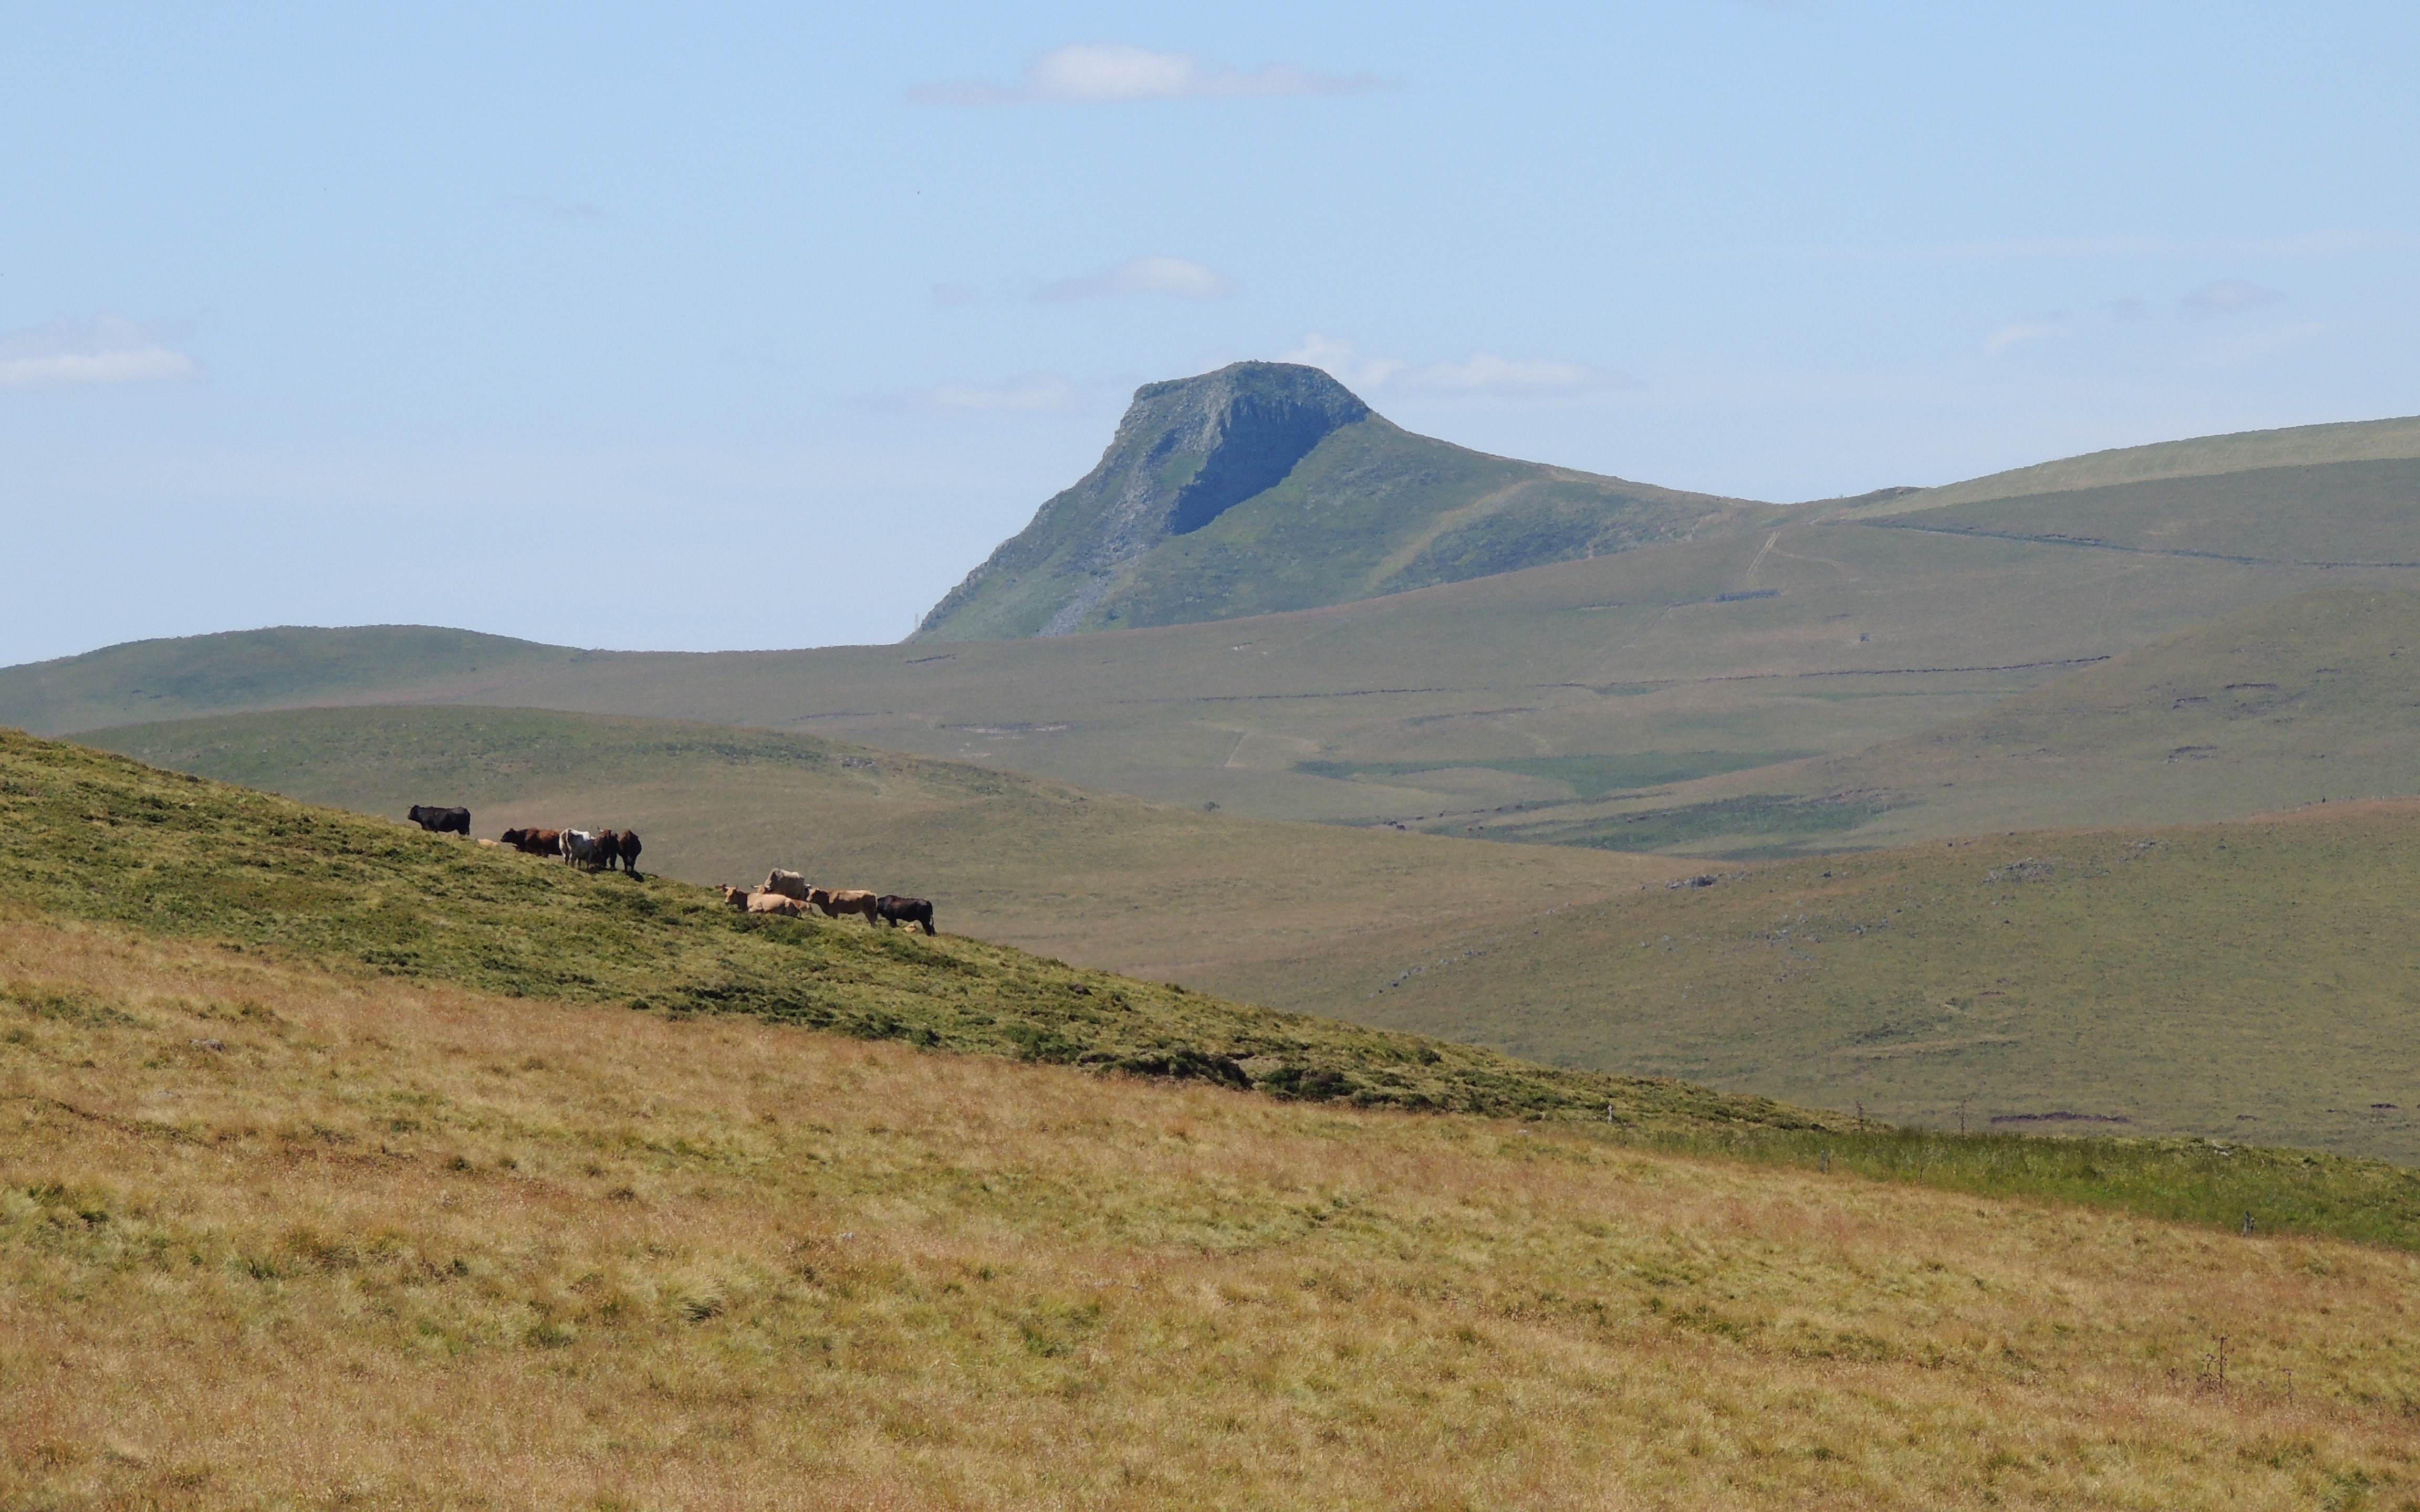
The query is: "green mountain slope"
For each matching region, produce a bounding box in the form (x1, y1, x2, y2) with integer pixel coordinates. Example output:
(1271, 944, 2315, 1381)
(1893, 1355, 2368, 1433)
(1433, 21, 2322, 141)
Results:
(915, 360, 1765, 638)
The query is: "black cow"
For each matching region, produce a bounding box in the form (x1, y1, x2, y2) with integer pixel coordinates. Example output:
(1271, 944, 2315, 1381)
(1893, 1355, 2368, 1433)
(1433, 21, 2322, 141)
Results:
(874, 895, 936, 935)
(617, 830, 643, 879)
(408, 805, 471, 835)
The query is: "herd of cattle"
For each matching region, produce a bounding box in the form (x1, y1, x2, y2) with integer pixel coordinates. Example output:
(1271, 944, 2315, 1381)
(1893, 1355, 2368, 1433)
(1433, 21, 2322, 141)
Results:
(722, 869, 937, 934)
(406, 805, 935, 934)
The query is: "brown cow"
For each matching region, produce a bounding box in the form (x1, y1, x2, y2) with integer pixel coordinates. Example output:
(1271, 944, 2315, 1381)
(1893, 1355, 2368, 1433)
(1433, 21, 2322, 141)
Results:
(817, 888, 880, 923)
(763, 868, 811, 900)
(500, 827, 562, 856)
(618, 830, 642, 879)
(719, 885, 750, 909)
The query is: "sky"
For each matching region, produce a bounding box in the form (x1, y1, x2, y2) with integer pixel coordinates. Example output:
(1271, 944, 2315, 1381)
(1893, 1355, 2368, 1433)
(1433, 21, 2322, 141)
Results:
(5, 1, 2418, 665)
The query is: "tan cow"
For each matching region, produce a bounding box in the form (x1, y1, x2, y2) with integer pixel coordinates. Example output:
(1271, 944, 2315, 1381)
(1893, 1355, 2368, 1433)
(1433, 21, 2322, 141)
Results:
(746, 891, 811, 917)
(719, 885, 750, 909)
(817, 888, 880, 922)
(763, 868, 811, 900)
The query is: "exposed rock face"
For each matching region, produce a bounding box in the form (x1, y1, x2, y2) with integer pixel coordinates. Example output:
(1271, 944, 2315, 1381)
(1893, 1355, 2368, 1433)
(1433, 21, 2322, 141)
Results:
(917, 363, 1369, 639)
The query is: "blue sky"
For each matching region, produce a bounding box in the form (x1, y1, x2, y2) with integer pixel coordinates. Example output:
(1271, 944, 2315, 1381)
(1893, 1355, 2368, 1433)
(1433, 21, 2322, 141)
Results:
(5, 2, 2416, 664)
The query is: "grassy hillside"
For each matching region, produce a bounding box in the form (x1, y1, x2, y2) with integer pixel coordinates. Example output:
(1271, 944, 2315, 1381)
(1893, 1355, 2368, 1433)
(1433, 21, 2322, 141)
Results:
(13, 924, 2420, 1507)
(0, 624, 580, 734)
(1858, 458, 2420, 566)
(1843, 412, 2420, 516)
(0, 726, 1813, 1130)
(1488, 586, 2420, 855)
(74, 704, 1677, 985)
(915, 360, 1764, 639)
(1290, 803, 2420, 1164)
(44, 704, 2420, 1173)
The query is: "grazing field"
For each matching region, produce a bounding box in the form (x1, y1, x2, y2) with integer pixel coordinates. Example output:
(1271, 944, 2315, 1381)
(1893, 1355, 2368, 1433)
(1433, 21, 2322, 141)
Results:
(74, 705, 1679, 985)
(9, 920, 2420, 1509)
(0, 727, 1797, 1129)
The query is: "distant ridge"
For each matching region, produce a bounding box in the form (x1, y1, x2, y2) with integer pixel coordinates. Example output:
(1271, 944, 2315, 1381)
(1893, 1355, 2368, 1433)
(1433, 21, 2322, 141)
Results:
(0, 624, 579, 735)
(915, 360, 1764, 639)
(1842, 413, 2420, 518)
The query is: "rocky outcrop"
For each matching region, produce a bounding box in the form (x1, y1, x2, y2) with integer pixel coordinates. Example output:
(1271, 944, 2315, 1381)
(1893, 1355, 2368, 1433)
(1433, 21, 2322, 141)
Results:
(916, 363, 1369, 639)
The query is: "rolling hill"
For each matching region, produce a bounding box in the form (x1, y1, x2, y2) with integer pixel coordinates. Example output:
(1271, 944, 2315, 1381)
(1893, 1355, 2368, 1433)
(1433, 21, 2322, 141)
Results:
(58, 701, 2420, 1165)
(914, 360, 1771, 638)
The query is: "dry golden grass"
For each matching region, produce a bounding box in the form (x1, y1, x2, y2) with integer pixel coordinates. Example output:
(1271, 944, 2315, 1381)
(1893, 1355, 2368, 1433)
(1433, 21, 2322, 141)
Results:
(6, 919, 2418, 1509)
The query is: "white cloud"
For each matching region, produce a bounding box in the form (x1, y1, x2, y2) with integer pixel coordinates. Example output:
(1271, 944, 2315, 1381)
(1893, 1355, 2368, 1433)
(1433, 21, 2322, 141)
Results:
(0, 313, 201, 390)
(1038, 256, 1233, 302)
(913, 43, 1381, 106)
(2183, 279, 2285, 314)
(1280, 334, 1629, 398)
(1983, 319, 2066, 357)
(865, 374, 1084, 415)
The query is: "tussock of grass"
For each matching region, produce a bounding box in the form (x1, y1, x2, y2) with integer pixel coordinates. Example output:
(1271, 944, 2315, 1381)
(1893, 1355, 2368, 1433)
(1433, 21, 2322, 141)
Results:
(6, 921, 2419, 1508)
(0, 727, 1817, 1132)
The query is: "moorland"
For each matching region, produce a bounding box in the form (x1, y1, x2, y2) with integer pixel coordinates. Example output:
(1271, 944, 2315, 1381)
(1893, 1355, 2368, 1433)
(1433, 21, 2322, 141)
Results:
(8, 729, 2420, 1508)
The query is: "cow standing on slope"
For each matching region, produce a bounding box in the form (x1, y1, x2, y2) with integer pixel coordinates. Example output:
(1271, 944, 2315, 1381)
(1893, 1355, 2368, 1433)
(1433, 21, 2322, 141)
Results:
(408, 805, 471, 835)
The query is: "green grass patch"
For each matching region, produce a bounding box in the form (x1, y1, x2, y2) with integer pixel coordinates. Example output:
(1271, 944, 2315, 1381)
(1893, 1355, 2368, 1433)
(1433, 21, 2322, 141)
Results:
(1295, 750, 1811, 800)
(1529, 792, 1904, 853)
(1630, 1126, 2420, 1251)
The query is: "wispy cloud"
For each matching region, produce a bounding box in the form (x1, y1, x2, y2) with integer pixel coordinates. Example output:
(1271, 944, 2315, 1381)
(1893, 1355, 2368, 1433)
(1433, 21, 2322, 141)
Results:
(0, 313, 201, 390)
(1038, 256, 1233, 302)
(864, 374, 1085, 415)
(1281, 334, 1631, 398)
(2183, 279, 2285, 315)
(913, 43, 1382, 106)
(1983, 318, 2067, 358)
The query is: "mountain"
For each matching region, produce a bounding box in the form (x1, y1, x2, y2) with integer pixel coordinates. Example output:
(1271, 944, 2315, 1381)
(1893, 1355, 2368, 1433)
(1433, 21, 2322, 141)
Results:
(914, 360, 1766, 639)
